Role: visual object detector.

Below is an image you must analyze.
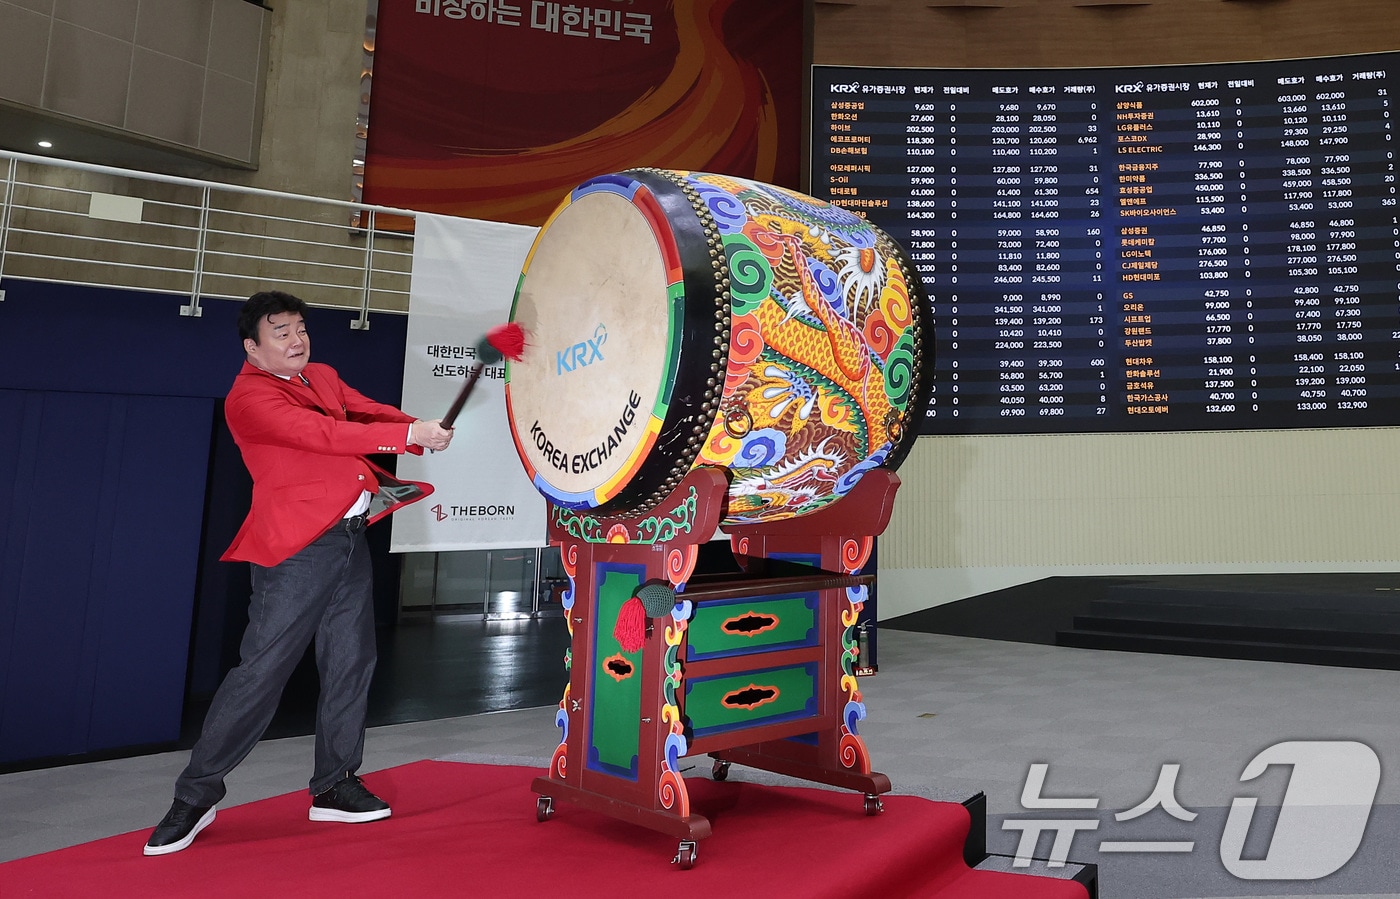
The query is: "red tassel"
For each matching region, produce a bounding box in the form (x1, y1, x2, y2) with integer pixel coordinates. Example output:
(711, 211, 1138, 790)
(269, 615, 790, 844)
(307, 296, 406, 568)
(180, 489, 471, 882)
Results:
(485, 322, 527, 362)
(614, 596, 647, 653)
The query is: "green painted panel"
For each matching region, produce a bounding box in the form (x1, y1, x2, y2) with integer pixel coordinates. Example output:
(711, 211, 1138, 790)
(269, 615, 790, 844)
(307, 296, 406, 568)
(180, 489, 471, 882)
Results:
(687, 594, 817, 659)
(588, 565, 643, 776)
(685, 664, 818, 737)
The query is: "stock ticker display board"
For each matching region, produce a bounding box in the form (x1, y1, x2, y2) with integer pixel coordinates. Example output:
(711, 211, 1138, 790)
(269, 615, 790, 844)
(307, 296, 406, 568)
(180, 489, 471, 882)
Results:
(811, 53, 1400, 435)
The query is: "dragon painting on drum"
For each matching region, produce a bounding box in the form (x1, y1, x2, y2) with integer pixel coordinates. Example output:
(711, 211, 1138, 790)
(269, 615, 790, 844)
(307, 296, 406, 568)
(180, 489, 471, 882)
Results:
(506, 169, 931, 526)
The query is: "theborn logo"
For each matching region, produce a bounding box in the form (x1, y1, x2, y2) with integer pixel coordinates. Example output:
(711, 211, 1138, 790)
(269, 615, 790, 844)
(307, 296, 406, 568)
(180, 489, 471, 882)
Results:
(556, 323, 607, 375)
(429, 502, 515, 521)
(1002, 739, 1381, 881)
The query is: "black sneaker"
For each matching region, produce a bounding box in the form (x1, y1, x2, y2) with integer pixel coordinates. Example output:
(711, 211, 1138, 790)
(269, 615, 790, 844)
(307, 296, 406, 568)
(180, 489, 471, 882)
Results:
(309, 774, 391, 823)
(143, 799, 216, 856)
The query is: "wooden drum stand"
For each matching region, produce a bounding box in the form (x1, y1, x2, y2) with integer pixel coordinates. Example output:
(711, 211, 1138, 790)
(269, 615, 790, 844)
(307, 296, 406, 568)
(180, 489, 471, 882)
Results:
(531, 466, 900, 868)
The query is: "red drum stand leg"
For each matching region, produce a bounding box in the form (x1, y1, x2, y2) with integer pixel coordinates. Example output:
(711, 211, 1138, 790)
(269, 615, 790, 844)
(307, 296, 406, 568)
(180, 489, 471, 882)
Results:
(531, 469, 728, 861)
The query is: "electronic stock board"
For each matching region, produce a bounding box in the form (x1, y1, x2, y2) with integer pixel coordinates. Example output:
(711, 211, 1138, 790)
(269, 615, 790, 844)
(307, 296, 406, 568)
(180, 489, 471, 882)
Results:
(812, 53, 1400, 434)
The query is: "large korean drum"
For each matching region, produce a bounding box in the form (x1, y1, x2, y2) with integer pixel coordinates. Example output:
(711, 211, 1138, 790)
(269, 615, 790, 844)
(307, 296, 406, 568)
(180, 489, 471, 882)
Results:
(505, 169, 931, 526)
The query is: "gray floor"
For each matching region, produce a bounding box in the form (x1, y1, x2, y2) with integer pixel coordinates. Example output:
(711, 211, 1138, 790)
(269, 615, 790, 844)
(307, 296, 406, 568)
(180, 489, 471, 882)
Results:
(2, 629, 1398, 899)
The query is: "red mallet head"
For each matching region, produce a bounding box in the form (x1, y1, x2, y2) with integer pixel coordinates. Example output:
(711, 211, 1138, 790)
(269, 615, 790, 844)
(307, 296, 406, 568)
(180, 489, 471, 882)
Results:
(479, 322, 526, 364)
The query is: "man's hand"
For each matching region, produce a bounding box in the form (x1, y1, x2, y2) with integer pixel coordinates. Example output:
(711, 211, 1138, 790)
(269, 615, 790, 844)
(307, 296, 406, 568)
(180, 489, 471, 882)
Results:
(409, 419, 454, 452)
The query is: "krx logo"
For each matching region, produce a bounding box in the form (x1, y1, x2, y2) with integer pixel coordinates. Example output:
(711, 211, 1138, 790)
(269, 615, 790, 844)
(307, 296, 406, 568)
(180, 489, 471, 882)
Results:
(557, 323, 607, 375)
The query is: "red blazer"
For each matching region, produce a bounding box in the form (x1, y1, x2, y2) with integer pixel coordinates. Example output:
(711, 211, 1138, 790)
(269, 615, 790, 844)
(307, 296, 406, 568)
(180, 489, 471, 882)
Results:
(221, 360, 432, 567)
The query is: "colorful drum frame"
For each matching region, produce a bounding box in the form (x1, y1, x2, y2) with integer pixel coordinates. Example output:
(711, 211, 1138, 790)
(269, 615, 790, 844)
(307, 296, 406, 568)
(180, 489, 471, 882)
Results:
(506, 169, 930, 526)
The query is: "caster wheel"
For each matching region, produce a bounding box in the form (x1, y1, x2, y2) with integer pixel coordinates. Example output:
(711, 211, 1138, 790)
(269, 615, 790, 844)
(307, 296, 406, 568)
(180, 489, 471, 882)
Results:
(673, 840, 698, 869)
(536, 796, 554, 822)
(711, 760, 730, 781)
(864, 794, 883, 816)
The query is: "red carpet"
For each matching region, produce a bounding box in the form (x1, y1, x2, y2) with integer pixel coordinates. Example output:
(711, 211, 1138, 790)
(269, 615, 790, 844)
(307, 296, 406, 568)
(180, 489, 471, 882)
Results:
(0, 761, 1086, 898)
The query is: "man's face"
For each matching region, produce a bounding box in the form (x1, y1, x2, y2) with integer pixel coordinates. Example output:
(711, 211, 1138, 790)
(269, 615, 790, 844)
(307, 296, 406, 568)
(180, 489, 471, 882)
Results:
(244, 311, 310, 377)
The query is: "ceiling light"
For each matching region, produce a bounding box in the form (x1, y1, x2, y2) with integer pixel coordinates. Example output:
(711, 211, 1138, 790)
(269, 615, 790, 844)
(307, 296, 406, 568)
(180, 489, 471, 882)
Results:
(37, 140, 52, 148)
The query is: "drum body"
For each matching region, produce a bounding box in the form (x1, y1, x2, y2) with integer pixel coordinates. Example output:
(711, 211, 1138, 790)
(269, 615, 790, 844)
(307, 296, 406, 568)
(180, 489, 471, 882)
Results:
(506, 169, 930, 526)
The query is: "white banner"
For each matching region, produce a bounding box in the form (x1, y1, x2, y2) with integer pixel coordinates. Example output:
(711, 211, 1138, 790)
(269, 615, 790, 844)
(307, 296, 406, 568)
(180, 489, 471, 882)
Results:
(391, 212, 546, 551)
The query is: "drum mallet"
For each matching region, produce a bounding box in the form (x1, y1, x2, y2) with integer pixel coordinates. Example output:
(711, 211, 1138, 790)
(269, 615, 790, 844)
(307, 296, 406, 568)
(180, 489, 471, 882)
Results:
(440, 322, 527, 429)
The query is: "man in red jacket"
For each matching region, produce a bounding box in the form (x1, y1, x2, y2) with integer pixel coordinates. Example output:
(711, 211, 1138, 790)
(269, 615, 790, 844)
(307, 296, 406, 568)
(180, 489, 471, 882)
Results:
(145, 290, 454, 856)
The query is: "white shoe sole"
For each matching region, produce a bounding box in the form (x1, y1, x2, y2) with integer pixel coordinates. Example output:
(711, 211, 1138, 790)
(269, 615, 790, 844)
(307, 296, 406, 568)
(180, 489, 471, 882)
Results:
(308, 806, 392, 823)
(143, 806, 216, 856)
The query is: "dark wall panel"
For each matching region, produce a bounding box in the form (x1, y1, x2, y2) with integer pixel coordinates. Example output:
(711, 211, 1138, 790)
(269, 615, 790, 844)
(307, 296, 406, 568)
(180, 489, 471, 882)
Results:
(1, 392, 115, 761)
(87, 395, 213, 750)
(186, 406, 253, 700)
(813, 0, 1400, 70)
(0, 279, 409, 407)
(0, 279, 411, 765)
(0, 391, 41, 756)
(0, 391, 210, 763)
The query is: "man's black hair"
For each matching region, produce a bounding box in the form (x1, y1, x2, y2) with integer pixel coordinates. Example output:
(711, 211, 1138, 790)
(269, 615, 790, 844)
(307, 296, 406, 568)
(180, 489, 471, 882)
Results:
(239, 290, 309, 343)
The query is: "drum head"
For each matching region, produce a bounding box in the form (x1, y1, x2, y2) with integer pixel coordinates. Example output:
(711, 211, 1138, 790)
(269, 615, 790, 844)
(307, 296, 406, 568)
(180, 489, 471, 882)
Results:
(506, 176, 717, 511)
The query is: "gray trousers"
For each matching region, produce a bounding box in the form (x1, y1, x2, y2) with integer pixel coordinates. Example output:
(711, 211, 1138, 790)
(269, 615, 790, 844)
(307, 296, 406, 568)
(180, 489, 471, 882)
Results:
(175, 516, 376, 806)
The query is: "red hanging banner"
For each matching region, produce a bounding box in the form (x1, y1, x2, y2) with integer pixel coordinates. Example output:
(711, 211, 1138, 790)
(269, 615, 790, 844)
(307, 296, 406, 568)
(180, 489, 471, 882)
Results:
(362, 0, 806, 226)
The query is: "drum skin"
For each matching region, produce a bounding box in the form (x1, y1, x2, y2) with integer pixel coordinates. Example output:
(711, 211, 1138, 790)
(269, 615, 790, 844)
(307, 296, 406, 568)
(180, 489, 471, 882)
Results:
(506, 169, 931, 526)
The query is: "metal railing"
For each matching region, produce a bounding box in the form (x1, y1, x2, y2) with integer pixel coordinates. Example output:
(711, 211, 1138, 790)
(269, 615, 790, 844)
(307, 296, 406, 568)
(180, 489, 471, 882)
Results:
(0, 149, 421, 328)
